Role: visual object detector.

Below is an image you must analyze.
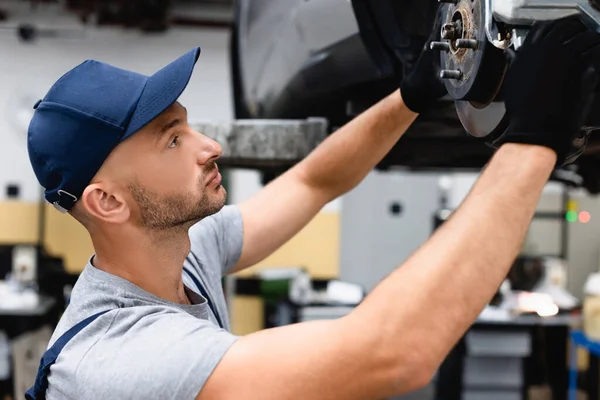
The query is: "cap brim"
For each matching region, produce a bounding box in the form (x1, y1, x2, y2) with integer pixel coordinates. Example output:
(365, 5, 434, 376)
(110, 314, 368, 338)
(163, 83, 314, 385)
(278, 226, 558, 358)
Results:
(123, 47, 201, 138)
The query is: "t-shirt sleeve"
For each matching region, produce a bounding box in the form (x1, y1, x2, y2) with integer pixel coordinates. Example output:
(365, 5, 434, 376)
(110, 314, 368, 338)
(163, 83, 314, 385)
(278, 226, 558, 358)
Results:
(188, 204, 244, 275)
(75, 309, 239, 400)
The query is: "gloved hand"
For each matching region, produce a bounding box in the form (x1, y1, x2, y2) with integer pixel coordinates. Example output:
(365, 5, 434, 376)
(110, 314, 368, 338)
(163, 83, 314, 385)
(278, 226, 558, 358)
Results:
(399, 9, 447, 114)
(492, 17, 600, 165)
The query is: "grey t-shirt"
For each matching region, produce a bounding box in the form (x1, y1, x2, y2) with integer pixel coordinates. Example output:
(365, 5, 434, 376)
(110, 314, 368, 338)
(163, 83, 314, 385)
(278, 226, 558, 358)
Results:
(44, 205, 244, 400)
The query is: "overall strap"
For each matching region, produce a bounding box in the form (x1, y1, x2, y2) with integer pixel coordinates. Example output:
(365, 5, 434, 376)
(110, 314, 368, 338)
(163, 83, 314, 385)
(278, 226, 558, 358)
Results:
(25, 309, 111, 400)
(182, 267, 224, 329)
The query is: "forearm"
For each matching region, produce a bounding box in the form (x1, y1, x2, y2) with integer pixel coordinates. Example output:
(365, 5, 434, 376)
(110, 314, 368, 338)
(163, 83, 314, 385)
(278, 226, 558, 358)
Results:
(233, 91, 415, 271)
(295, 90, 417, 198)
(347, 143, 556, 394)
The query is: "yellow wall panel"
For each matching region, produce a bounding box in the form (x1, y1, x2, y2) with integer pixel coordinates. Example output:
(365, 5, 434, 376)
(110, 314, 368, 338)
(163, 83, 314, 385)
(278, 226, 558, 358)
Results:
(234, 212, 340, 280)
(230, 296, 264, 335)
(0, 202, 40, 244)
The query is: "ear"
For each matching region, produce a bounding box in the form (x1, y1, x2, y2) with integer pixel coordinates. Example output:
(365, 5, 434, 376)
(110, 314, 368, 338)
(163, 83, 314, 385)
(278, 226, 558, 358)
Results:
(80, 183, 130, 224)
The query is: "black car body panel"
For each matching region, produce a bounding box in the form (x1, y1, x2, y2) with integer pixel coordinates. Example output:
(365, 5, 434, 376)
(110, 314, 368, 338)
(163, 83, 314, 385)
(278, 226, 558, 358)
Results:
(234, 0, 381, 116)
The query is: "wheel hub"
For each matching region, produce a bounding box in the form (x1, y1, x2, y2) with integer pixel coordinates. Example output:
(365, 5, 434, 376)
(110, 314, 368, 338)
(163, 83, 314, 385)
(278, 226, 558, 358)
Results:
(432, 0, 510, 140)
(431, 0, 597, 165)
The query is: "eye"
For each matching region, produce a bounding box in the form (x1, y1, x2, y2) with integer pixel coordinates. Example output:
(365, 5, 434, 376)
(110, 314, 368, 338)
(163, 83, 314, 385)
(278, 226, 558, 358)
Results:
(168, 136, 179, 148)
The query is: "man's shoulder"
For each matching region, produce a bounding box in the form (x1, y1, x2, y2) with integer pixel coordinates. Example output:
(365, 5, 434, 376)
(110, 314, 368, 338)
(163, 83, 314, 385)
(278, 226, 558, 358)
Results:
(51, 265, 207, 347)
(50, 303, 184, 346)
(47, 305, 238, 400)
(49, 304, 223, 373)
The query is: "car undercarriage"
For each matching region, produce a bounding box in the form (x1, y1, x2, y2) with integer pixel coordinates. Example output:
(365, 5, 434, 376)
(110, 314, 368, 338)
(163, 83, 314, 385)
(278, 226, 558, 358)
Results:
(231, 0, 600, 192)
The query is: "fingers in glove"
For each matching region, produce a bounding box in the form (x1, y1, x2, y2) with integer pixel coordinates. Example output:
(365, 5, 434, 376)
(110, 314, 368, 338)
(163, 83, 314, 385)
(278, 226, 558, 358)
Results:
(570, 65, 599, 131)
(582, 50, 600, 93)
(544, 16, 587, 43)
(578, 46, 600, 94)
(565, 30, 600, 58)
(580, 39, 600, 63)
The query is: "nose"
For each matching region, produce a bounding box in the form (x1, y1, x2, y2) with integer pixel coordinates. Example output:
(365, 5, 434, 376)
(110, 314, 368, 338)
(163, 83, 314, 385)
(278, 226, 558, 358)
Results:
(196, 132, 222, 165)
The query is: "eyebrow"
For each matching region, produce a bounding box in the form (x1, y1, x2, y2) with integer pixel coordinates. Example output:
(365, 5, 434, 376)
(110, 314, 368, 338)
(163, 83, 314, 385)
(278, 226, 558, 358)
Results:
(153, 107, 188, 143)
(153, 118, 183, 146)
(158, 118, 182, 136)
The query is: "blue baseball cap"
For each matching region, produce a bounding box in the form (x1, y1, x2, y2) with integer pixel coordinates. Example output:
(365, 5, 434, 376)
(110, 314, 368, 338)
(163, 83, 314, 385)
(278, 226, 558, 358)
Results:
(27, 47, 201, 213)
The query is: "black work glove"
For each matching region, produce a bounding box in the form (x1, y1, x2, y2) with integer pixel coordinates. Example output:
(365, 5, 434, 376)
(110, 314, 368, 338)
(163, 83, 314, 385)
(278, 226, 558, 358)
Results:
(399, 8, 447, 114)
(492, 17, 600, 165)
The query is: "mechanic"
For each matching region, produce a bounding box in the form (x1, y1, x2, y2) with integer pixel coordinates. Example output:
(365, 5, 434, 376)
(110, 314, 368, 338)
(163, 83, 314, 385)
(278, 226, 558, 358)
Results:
(24, 14, 599, 400)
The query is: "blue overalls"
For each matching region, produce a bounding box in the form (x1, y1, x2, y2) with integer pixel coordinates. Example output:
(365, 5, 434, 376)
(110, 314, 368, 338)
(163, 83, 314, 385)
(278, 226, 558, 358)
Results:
(25, 267, 223, 400)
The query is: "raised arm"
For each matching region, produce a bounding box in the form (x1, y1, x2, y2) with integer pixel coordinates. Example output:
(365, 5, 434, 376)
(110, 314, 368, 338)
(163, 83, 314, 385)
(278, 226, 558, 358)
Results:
(232, 90, 417, 272)
(230, 12, 448, 273)
(199, 143, 555, 400)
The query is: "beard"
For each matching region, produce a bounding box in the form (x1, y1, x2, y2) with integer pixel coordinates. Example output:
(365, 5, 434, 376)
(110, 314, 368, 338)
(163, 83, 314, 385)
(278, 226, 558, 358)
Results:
(127, 174, 226, 231)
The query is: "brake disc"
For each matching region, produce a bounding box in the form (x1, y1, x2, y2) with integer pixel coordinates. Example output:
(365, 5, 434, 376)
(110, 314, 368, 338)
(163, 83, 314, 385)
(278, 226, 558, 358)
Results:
(427, 0, 600, 167)
(455, 100, 507, 139)
(433, 0, 510, 141)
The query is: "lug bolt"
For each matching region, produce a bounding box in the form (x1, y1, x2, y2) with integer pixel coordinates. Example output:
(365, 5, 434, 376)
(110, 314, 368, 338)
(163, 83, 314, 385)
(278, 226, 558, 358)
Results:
(440, 69, 463, 80)
(441, 21, 462, 40)
(441, 24, 455, 39)
(430, 41, 451, 51)
(456, 39, 478, 49)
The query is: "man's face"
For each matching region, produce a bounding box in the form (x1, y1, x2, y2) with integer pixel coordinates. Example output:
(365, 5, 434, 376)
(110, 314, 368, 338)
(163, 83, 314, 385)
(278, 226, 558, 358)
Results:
(100, 102, 227, 231)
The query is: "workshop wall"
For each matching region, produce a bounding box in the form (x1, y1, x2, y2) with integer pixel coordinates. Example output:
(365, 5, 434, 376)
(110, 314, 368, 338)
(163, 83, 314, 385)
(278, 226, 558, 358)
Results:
(0, 21, 342, 279)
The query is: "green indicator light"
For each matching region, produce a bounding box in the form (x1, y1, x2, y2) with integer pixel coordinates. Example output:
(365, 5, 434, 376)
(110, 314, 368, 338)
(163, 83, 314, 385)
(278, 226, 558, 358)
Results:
(566, 211, 578, 222)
